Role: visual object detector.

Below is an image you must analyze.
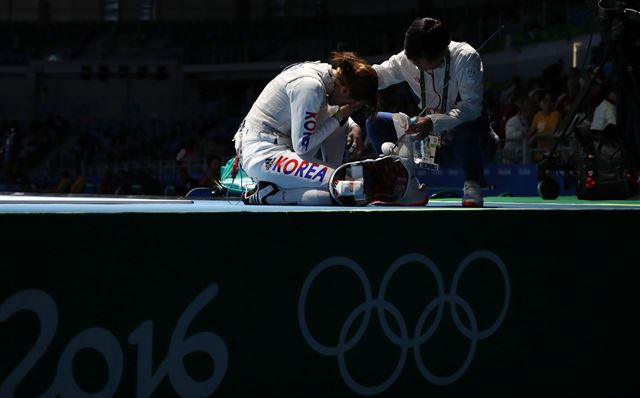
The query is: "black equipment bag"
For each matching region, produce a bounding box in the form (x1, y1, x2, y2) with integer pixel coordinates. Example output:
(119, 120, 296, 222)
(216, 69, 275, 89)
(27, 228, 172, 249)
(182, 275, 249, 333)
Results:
(576, 124, 638, 200)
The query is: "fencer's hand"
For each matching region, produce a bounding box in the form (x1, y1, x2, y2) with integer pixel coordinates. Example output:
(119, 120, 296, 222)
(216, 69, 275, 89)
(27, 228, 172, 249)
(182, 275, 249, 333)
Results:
(346, 125, 364, 156)
(406, 116, 434, 140)
(336, 102, 361, 120)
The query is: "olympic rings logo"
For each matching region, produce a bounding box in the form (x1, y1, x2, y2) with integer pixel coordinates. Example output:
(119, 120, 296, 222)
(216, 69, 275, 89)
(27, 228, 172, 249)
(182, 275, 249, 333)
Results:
(298, 251, 510, 395)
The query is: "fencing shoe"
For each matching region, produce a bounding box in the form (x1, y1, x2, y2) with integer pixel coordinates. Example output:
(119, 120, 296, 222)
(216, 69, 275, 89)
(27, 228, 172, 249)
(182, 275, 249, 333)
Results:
(462, 180, 484, 207)
(241, 181, 279, 205)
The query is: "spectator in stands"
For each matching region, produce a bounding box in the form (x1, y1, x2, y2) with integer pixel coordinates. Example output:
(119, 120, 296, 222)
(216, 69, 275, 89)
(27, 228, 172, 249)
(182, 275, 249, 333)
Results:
(555, 67, 581, 120)
(236, 51, 378, 205)
(70, 172, 85, 194)
(176, 137, 197, 164)
(502, 97, 535, 163)
(365, 17, 497, 207)
(591, 91, 616, 132)
(499, 75, 523, 110)
(54, 169, 72, 193)
(527, 78, 546, 104)
(497, 76, 525, 143)
(528, 91, 562, 162)
(198, 155, 222, 187)
(541, 58, 565, 99)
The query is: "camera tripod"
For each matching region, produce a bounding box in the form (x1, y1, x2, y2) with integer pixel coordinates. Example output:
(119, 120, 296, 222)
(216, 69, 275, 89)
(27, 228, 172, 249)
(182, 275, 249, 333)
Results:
(536, 2, 640, 199)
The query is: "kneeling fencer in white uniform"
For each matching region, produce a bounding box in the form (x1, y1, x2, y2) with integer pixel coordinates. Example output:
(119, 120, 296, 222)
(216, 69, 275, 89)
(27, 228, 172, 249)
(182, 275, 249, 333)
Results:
(234, 51, 429, 206)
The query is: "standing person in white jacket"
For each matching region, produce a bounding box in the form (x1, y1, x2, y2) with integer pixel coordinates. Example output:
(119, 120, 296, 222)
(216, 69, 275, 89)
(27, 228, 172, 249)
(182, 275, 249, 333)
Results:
(234, 51, 378, 205)
(367, 17, 496, 207)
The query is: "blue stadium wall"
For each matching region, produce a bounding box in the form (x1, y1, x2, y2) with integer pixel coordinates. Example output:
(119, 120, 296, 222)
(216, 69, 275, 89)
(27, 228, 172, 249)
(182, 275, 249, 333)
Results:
(417, 163, 575, 196)
(0, 210, 638, 397)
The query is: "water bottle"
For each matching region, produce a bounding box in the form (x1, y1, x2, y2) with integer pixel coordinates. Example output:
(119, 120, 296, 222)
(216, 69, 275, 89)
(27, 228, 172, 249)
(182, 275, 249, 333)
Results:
(412, 134, 440, 169)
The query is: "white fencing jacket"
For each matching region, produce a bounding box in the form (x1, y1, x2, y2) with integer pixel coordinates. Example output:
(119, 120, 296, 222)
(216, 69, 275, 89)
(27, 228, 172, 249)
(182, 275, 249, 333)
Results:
(374, 41, 484, 133)
(242, 62, 355, 157)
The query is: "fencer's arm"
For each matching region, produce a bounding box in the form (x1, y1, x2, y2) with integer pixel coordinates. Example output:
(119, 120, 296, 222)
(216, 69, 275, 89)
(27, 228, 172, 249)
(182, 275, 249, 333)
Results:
(287, 78, 341, 156)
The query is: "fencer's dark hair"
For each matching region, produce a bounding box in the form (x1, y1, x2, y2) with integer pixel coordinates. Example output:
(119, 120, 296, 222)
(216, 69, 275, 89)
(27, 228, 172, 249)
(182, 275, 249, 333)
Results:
(329, 51, 379, 113)
(404, 17, 451, 61)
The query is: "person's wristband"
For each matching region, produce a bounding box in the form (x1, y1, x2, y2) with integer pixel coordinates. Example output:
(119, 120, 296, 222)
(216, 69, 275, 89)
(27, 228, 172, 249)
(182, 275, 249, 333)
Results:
(333, 112, 348, 126)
